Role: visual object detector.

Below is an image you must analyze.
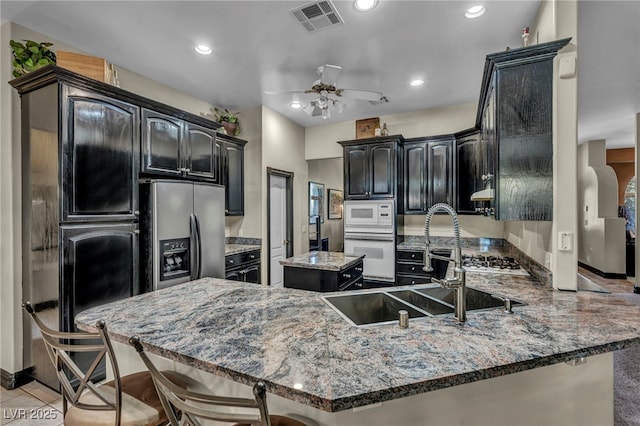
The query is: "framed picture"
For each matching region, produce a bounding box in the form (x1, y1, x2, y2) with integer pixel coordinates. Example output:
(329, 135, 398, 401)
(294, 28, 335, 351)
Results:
(328, 189, 343, 220)
(355, 117, 380, 139)
(309, 181, 324, 224)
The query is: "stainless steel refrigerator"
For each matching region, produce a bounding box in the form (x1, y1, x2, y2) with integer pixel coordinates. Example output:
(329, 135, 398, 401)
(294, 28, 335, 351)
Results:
(140, 179, 225, 291)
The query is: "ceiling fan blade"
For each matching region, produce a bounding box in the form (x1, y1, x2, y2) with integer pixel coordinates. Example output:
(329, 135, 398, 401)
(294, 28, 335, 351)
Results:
(318, 64, 342, 86)
(337, 89, 385, 102)
(264, 89, 310, 95)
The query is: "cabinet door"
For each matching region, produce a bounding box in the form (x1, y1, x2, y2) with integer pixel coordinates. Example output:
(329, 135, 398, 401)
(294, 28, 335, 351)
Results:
(404, 142, 427, 214)
(369, 143, 396, 198)
(141, 108, 183, 177)
(344, 146, 368, 199)
(427, 139, 454, 207)
(184, 122, 218, 182)
(62, 86, 139, 222)
(456, 132, 482, 214)
(223, 141, 244, 216)
(243, 264, 261, 284)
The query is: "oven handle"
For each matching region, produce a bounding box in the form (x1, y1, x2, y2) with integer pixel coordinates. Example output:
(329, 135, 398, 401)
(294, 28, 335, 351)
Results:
(344, 234, 395, 242)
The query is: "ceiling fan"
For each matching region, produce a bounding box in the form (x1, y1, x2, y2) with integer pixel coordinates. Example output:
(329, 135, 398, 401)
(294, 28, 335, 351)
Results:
(264, 64, 388, 119)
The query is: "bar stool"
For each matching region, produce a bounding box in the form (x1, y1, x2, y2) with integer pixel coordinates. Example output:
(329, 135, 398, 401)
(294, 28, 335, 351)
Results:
(22, 302, 169, 426)
(129, 336, 308, 426)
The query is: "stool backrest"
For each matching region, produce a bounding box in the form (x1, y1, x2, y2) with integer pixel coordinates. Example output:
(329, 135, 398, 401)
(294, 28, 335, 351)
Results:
(22, 302, 124, 424)
(129, 336, 271, 426)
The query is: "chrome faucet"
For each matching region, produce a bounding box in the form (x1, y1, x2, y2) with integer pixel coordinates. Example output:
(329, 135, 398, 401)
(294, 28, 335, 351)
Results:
(422, 203, 466, 322)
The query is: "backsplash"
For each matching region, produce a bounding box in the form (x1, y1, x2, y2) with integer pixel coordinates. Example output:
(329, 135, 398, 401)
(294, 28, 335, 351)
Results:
(225, 237, 262, 245)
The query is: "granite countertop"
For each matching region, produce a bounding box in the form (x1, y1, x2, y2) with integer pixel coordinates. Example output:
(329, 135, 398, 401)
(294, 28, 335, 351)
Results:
(76, 274, 640, 413)
(225, 244, 261, 256)
(279, 251, 365, 271)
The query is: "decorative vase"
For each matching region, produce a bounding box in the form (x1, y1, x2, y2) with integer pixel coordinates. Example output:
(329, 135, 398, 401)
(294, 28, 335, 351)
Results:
(221, 121, 238, 136)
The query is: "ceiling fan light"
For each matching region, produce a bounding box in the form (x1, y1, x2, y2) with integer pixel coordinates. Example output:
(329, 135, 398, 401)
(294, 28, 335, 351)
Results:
(322, 108, 331, 119)
(354, 0, 377, 12)
(334, 100, 346, 113)
(194, 44, 212, 55)
(464, 5, 486, 19)
(304, 102, 316, 115)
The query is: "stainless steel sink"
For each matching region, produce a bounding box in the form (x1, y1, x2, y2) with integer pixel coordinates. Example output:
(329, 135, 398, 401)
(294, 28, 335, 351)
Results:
(322, 286, 524, 327)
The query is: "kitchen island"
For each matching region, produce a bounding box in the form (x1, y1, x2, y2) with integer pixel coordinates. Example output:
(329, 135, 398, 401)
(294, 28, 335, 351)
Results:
(280, 252, 365, 291)
(76, 273, 640, 425)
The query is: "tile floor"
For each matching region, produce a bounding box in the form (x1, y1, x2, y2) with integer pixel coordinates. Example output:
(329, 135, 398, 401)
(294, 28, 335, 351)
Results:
(0, 381, 62, 426)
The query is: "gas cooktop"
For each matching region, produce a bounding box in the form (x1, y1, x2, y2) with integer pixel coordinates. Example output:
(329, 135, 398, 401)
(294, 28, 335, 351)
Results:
(461, 254, 530, 276)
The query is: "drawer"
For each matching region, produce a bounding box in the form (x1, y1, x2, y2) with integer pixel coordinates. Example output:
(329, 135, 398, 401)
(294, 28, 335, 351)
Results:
(397, 250, 424, 262)
(396, 262, 430, 276)
(396, 275, 433, 286)
(226, 249, 260, 268)
(338, 261, 363, 285)
(339, 276, 364, 291)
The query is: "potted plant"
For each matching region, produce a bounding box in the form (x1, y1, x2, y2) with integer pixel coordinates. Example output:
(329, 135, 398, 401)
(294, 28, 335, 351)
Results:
(212, 107, 241, 136)
(10, 39, 57, 78)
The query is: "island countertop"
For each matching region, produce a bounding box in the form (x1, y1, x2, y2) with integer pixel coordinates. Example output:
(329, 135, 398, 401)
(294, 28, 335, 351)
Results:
(279, 251, 365, 271)
(75, 274, 640, 413)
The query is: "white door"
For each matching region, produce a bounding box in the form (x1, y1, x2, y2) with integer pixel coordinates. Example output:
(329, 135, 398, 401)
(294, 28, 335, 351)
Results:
(270, 175, 287, 286)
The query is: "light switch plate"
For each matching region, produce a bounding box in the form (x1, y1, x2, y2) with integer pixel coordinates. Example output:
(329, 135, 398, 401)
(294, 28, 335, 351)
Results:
(559, 232, 574, 251)
(559, 55, 576, 79)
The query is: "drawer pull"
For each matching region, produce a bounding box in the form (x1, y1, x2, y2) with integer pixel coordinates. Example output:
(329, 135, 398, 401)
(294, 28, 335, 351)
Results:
(411, 267, 415, 271)
(249, 255, 255, 259)
(228, 260, 234, 264)
(343, 274, 351, 279)
(355, 267, 363, 272)
(411, 254, 415, 258)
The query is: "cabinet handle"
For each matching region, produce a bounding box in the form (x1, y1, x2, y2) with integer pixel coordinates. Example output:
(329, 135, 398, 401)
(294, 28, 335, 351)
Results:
(355, 267, 362, 272)
(134, 230, 140, 234)
(411, 280, 416, 284)
(411, 254, 415, 258)
(229, 260, 234, 264)
(343, 274, 351, 279)
(134, 210, 140, 216)
(225, 209, 229, 213)
(249, 255, 255, 259)
(184, 168, 191, 173)
(411, 267, 415, 271)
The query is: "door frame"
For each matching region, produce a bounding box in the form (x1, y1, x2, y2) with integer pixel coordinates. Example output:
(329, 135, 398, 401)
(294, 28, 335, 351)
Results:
(266, 167, 294, 285)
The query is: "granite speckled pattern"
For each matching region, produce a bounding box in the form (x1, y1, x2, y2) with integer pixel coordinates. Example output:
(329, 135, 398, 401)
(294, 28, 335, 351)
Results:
(76, 274, 640, 413)
(225, 244, 261, 256)
(279, 251, 365, 271)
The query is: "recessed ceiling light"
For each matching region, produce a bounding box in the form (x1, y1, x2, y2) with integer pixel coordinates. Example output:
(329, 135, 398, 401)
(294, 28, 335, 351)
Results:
(290, 101, 303, 109)
(195, 44, 212, 55)
(410, 79, 425, 87)
(464, 5, 486, 19)
(354, 0, 377, 12)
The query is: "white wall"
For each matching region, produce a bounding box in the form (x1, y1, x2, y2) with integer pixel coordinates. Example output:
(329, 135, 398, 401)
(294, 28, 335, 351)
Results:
(577, 140, 626, 274)
(261, 107, 308, 281)
(305, 102, 477, 160)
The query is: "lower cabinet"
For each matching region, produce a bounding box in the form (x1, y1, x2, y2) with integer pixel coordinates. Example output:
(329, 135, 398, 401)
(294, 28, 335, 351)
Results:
(395, 248, 451, 285)
(225, 249, 261, 284)
(283, 260, 364, 292)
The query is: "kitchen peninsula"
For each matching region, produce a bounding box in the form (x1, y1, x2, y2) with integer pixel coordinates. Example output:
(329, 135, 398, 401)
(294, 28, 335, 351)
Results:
(76, 273, 640, 426)
(280, 252, 365, 291)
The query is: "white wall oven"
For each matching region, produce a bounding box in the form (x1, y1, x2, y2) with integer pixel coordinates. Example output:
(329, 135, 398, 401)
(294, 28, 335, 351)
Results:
(344, 200, 396, 282)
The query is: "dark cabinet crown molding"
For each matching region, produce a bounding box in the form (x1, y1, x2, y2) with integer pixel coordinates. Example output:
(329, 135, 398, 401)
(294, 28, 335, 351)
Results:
(9, 65, 221, 130)
(475, 37, 572, 127)
(216, 133, 248, 146)
(337, 134, 405, 147)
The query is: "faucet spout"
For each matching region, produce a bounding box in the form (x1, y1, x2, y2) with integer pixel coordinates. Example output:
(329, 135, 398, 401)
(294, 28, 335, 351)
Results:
(423, 203, 466, 322)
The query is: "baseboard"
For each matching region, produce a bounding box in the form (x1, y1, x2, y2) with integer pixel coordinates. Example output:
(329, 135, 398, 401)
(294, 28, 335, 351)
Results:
(578, 262, 627, 280)
(1, 367, 34, 390)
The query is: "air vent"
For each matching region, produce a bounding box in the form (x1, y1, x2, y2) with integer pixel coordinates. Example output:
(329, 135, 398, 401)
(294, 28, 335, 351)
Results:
(290, 0, 344, 33)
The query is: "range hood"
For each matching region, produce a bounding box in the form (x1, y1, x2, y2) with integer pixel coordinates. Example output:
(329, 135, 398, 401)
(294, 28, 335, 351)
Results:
(470, 188, 494, 201)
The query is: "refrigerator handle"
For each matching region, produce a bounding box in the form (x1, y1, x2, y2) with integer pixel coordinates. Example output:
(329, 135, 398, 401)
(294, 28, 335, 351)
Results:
(194, 213, 203, 279)
(190, 214, 201, 280)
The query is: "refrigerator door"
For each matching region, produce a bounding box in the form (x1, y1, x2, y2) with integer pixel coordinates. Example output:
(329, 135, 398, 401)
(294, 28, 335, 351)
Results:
(154, 180, 194, 290)
(194, 183, 225, 279)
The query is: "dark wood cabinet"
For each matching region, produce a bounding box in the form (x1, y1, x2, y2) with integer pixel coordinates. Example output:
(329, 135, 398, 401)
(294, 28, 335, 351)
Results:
(225, 249, 260, 284)
(395, 248, 451, 285)
(455, 128, 483, 214)
(403, 135, 454, 214)
(283, 260, 363, 292)
(62, 86, 140, 222)
(338, 135, 404, 200)
(216, 134, 247, 216)
(475, 38, 570, 220)
(142, 109, 219, 182)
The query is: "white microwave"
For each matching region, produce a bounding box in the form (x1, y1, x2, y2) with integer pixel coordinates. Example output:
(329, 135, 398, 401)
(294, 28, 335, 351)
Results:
(344, 200, 395, 233)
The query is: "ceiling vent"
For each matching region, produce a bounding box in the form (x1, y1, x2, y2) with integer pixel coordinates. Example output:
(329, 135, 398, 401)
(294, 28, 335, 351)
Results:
(290, 0, 344, 33)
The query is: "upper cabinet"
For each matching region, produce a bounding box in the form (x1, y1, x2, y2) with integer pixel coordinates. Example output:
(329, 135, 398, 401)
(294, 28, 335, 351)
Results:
(338, 135, 404, 200)
(61, 85, 140, 222)
(216, 134, 247, 216)
(403, 135, 455, 215)
(454, 128, 483, 215)
(475, 38, 571, 221)
(142, 109, 219, 182)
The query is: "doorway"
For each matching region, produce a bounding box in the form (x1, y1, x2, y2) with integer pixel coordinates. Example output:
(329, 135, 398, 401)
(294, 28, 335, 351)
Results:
(267, 168, 293, 286)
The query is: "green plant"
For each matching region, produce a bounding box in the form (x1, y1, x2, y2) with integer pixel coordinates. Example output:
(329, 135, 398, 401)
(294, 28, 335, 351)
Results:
(212, 107, 241, 135)
(10, 39, 57, 78)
